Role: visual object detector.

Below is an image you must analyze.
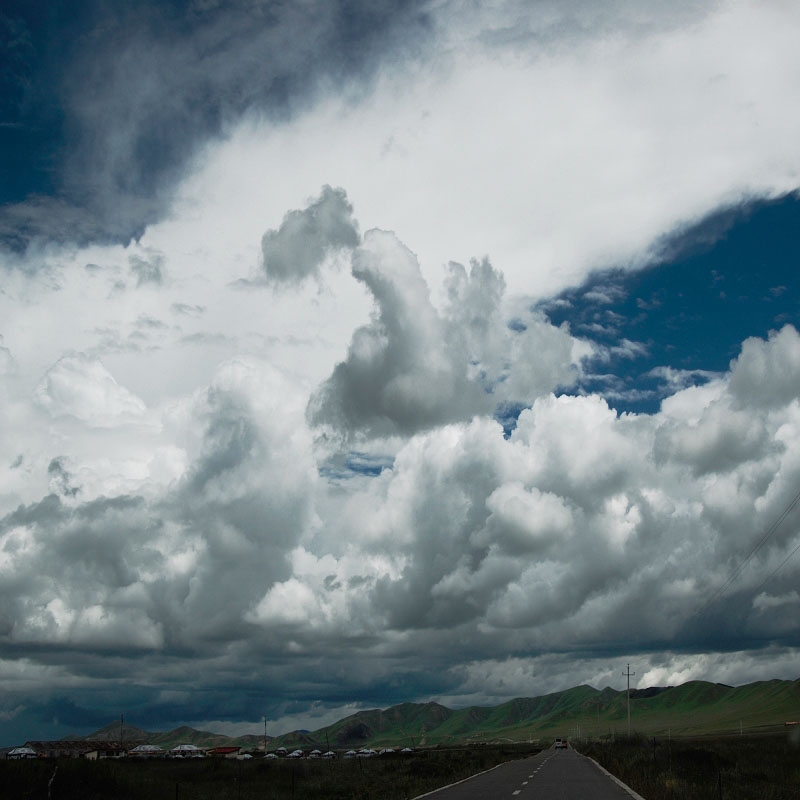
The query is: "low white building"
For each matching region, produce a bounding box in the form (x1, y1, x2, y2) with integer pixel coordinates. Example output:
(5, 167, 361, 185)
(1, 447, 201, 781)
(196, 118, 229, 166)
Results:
(128, 744, 165, 758)
(169, 744, 205, 758)
(7, 747, 37, 760)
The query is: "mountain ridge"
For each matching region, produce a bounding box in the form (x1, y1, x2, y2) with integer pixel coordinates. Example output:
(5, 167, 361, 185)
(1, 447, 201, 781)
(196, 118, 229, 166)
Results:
(79, 678, 800, 750)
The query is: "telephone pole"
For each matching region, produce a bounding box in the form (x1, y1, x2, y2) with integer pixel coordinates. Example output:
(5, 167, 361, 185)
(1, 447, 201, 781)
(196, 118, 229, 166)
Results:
(622, 664, 635, 737)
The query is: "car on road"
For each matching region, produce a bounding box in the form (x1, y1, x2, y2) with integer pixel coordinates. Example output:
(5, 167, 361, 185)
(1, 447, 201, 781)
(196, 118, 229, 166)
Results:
(554, 738, 568, 749)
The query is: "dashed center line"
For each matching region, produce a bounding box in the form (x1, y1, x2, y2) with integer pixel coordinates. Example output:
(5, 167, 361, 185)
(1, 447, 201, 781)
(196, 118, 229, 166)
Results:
(512, 791, 521, 796)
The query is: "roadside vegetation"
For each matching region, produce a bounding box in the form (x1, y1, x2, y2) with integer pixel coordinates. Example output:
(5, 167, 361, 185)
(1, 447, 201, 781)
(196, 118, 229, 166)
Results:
(0, 743, 539, 800)
(5, 734, 800, 798)
(581, 732, 800, 799)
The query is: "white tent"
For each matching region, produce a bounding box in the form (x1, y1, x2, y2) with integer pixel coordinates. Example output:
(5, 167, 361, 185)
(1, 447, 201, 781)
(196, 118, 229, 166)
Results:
(169, 744, 205, 758)
(7, 747, 37, 759)
(129, 744, 164, 758)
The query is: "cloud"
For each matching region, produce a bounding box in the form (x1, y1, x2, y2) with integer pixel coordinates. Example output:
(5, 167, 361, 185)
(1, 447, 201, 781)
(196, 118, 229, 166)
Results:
(0, 0, 432, 251)
(308, 230, 586, 439)
(0, 338, 13, 375)
(654, 391, 774, 477)
(729, 325, 800, 410)
(33, 356, 148, 426)
(171, 302, 205, 317)
(47, 457, 79, 498)
(157, 358, 319, 643)
(129, 251, 165, 286)
(2, 357, 316, 660)
(309, 229, 471, 437)
(3, 0, 800, 746)
(3, 291, 800, 741)
(261, 186, 360, 285)
(300, 325, 800, 670)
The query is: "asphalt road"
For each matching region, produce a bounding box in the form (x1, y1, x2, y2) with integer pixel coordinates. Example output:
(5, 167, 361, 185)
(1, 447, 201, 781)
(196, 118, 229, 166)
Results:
(415, 747, 644, 800)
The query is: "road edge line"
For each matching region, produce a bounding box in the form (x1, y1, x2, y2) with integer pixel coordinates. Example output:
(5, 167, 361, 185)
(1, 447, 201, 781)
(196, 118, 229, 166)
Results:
(583, 754, 647, 800)
(409, 761, 508, 799)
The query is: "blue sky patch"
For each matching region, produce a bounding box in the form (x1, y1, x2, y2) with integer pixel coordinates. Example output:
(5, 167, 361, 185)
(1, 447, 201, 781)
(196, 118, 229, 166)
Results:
(541, 193, 800, 414)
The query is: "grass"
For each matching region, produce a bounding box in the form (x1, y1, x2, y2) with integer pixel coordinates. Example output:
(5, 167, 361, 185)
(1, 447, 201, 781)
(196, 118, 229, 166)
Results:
(0, 743, 540, 800)
(580, 731, 800, 799)
(278, 679, 800, 748)
(5, 734, 800, 798)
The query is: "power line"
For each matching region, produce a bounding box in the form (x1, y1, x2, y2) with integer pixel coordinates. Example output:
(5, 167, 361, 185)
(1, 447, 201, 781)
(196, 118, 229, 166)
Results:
(693, 483, 800, 617)
(751, 536, 800, 597)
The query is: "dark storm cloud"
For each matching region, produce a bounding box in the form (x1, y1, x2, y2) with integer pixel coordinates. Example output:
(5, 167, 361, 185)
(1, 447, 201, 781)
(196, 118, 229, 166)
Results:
(0, 0, 431, 252)
(261, 186, 360, 285)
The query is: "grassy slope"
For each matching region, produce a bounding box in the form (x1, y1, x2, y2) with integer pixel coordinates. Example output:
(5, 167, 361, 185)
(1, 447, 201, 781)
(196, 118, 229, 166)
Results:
(81, 720, 265, 751)
(301, 678, 800, 746)
(81, 678, 800, 750)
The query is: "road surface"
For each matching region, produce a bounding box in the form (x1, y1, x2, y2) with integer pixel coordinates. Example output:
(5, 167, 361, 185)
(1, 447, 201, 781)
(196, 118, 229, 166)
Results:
(414, 747, 644, 800)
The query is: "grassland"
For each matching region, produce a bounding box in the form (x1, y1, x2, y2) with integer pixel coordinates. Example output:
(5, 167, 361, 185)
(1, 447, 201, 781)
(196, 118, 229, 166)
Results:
(4, 735, 799, 799)
(8, 676, 797, 800)
(581, 731, 800, 799)
(0, 743, 538, 800)
(283, 678, 800, 748)
(68, 679, 800, 753)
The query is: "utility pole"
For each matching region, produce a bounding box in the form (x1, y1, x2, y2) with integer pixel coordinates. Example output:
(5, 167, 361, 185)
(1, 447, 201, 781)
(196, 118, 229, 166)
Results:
(622, 664, 635, 737)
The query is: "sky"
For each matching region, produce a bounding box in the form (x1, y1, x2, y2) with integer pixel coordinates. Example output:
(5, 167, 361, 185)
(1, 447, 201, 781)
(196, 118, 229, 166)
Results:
(1, 0, 800, 746)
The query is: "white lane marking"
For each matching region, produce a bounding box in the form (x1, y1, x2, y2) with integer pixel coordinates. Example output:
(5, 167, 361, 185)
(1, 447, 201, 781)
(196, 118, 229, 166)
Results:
(512, 791, 521, 796)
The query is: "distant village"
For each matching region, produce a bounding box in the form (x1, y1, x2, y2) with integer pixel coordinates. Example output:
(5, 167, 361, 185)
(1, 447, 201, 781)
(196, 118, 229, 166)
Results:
(5, 740, 414, 761)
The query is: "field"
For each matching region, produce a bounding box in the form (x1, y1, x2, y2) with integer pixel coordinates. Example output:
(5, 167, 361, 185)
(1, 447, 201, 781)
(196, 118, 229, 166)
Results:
(4, 735, 799, 799)
(0, 743, 538, 800)
(581, 732, 800, 799)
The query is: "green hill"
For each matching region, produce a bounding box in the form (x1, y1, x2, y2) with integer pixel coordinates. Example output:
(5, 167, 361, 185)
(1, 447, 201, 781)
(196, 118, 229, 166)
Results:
(85, 721, 151, 743)
(297, 678, 800, 746)
(150, 726, 265, 751)
(81, 722, 267, 752)
(83, 678, 800, 751)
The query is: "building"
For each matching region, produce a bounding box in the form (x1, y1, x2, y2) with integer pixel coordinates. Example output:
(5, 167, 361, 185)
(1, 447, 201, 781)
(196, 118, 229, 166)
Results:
(169, 743, 205, 758)
(206, 746, 241, 759)
(128, 744, 165, 758)
(7, 747, 37, 759)
(24, 741, 128, 759)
